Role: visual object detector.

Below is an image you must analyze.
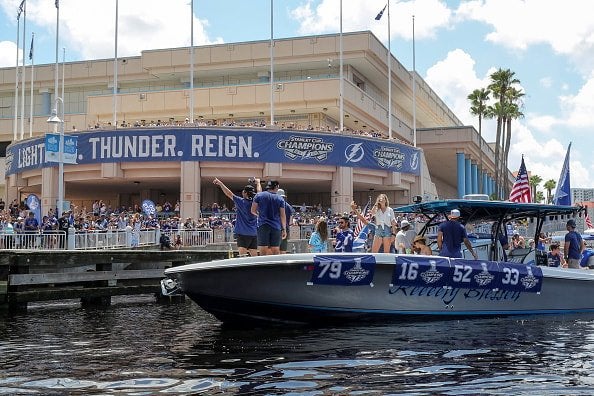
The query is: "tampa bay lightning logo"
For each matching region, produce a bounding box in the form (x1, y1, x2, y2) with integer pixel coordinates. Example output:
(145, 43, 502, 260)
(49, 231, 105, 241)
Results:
(420, 261, 443, 284)
(345, 143, 365, 163)
(410, 151, 419, 170)
(520, 266, 539, 290)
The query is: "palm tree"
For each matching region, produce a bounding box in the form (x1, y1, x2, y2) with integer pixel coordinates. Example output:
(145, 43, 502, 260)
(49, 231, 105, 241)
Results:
(543, 179, 556, 204)
(535, 191, 545, 204)
(488, 69, 521, 198)
(529, 175, 543, 203)
(468, 88, 491, 194)
(502, 91, 524, 196)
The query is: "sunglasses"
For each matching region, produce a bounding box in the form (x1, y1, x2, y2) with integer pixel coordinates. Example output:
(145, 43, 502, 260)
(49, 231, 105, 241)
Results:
(338, 221, 346, 225)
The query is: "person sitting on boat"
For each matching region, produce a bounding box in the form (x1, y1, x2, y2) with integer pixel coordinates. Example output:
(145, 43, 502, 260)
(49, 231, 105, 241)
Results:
(547, 243, 566, 268)
(511, 233, 526, 250)
(396, 219, 416, 254)
(334, 216, 354, 252)
(412, 235, 432, 255)
(437, 209, 478, 259)
(308, 218, 329, 253)
(564, 219, 586, 269)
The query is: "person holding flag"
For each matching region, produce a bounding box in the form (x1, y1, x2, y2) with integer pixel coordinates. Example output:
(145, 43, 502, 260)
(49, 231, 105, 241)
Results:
(350, 200, 373, 252)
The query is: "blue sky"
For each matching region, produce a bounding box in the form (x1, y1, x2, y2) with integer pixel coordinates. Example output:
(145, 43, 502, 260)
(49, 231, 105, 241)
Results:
(0, 0, 592, 191)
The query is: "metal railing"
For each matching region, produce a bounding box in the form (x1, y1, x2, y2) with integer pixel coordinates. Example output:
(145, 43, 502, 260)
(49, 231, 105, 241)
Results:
(0, 231, 67, 250)
(0, 228, 214, 250)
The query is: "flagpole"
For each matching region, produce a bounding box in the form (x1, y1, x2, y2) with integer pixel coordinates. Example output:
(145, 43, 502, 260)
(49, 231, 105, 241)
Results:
(412, 15, 417, 147)
(20, 0, 26, 140)
(14, 6, 21, 141)
(62, 46, 65, 127)
(54, 0, 59, 133)
(387, 1, 392, 140)
(339, 0, 344, 133)
(189, 0, 194, 123)
(113, 0, 118, 128)
(269, 0, 274, 127)
(29, 32, 34, 138)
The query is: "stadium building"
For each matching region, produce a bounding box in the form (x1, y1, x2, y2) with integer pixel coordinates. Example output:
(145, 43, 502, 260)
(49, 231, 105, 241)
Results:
(0, 31, 505, 219)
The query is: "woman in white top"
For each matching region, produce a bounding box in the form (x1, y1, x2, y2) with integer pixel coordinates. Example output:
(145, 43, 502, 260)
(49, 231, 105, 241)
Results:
(370, 194, 396, 253)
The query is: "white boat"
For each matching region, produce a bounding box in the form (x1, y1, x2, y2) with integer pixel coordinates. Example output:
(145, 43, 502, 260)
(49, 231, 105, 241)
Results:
(163, 200, 594, 324)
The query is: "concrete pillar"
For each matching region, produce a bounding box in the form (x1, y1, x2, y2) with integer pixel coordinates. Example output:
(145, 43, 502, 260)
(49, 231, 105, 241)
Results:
(41, 166, 58, 216)
(180, 161, 201, 220)
(331, 166, 353, 215)
(456, 152, 465, 198)
(465, 157, 472, 197)
(471, 163, 478, 194)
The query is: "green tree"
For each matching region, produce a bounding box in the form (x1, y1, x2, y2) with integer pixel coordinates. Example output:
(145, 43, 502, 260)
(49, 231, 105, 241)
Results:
(535, 190, 545, 203)
(529, 175, 543, 203)
(468, 88, 491, 194)
(543, 179, 556, 204)
(488, 69, 521, 198)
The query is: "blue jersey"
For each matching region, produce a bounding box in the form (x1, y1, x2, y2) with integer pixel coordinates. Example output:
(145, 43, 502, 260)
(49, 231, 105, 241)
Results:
(438, 220, 468, 258)
(232, 195, 257, 236)
(253, 191, 284, 230)
(335, 228, 354, 252)
(565, 231, 583, 259)
(547, 252, 562, 267)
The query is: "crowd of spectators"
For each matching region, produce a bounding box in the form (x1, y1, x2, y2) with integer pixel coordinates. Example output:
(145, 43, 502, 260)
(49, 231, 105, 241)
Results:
(84, 116, 412, 146)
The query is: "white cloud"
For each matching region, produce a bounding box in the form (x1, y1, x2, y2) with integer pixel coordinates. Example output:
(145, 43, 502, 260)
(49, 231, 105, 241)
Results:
(0, 40, 19, 67)
(291, 0, 452, 42)
(539, 77, 552, 88)
(0, 0, 223, 62)
(559, 74, 594, 128)
(455, 0, 594, 77)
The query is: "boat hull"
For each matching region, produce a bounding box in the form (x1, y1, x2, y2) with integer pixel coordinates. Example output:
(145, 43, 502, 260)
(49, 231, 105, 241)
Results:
(164, 253, 594, 324)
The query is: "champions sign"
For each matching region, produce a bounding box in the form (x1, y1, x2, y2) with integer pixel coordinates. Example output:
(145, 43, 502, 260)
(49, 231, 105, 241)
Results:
(5, 127, 421, 176)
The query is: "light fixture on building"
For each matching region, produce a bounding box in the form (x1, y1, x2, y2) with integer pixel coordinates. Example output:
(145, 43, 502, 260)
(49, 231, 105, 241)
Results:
(290, 109, 295, 113)
(228, 113, 234, 117)
(322, 107, 328, 111)
(259, 111, 264, 115)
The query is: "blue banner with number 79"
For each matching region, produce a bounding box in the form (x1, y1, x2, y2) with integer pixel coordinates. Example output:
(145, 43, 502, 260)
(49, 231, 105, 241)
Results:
(310, 255, 376, 286)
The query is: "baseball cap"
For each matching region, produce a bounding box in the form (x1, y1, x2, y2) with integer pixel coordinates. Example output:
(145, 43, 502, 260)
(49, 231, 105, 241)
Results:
(265, 180, 279, 190)
(567, 219, 577, 228)
(243, 185, 255, 194)
(400, 219, 410, 228)
(277, 188, 286, 197)
(449, 209, 461, 218)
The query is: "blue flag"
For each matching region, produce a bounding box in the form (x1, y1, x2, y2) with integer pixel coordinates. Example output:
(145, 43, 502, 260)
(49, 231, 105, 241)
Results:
(375, 4, 387, 20)
(28, 34, 33, 60)
(553, 143, 571, 206)
(352, 223, 371, 252)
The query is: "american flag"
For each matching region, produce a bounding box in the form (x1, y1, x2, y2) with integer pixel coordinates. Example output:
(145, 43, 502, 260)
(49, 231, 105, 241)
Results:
(509, 156, 532, 203)
(586, 213, 593, 229)
(354, 199, 371, 236)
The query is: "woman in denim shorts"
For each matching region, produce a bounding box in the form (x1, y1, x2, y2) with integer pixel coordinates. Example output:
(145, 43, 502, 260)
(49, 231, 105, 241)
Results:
(370, 194, 396, 253)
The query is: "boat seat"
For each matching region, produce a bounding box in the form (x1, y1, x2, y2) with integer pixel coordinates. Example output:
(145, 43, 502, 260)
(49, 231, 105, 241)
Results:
(507, 247, 531, 263)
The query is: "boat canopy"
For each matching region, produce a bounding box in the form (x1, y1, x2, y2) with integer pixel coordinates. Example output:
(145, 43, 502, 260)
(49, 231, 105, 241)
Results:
(394, 199, 582, 225)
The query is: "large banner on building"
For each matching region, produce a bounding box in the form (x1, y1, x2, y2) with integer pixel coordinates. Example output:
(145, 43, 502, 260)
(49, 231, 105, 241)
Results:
(5, 127, 422, 177)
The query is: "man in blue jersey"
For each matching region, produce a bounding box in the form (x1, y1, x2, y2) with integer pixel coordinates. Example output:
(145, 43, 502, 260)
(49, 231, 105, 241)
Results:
(251, 180, 286, 255)
(437, 209, 478, 259)
(214, 177, 259, 257)
(564, 219, 585, 269)
(334, 216, 354, 252)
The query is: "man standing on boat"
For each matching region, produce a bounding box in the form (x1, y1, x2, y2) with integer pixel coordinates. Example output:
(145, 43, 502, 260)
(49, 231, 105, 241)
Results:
(251, 180, 286, 255)
(437, 209, 478, 259)
(213, 177, 259, 257)
(564, 219, 585, 269)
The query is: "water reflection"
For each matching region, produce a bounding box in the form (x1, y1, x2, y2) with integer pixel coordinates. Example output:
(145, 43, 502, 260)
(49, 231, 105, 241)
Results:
(2, 297, 594, 394)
